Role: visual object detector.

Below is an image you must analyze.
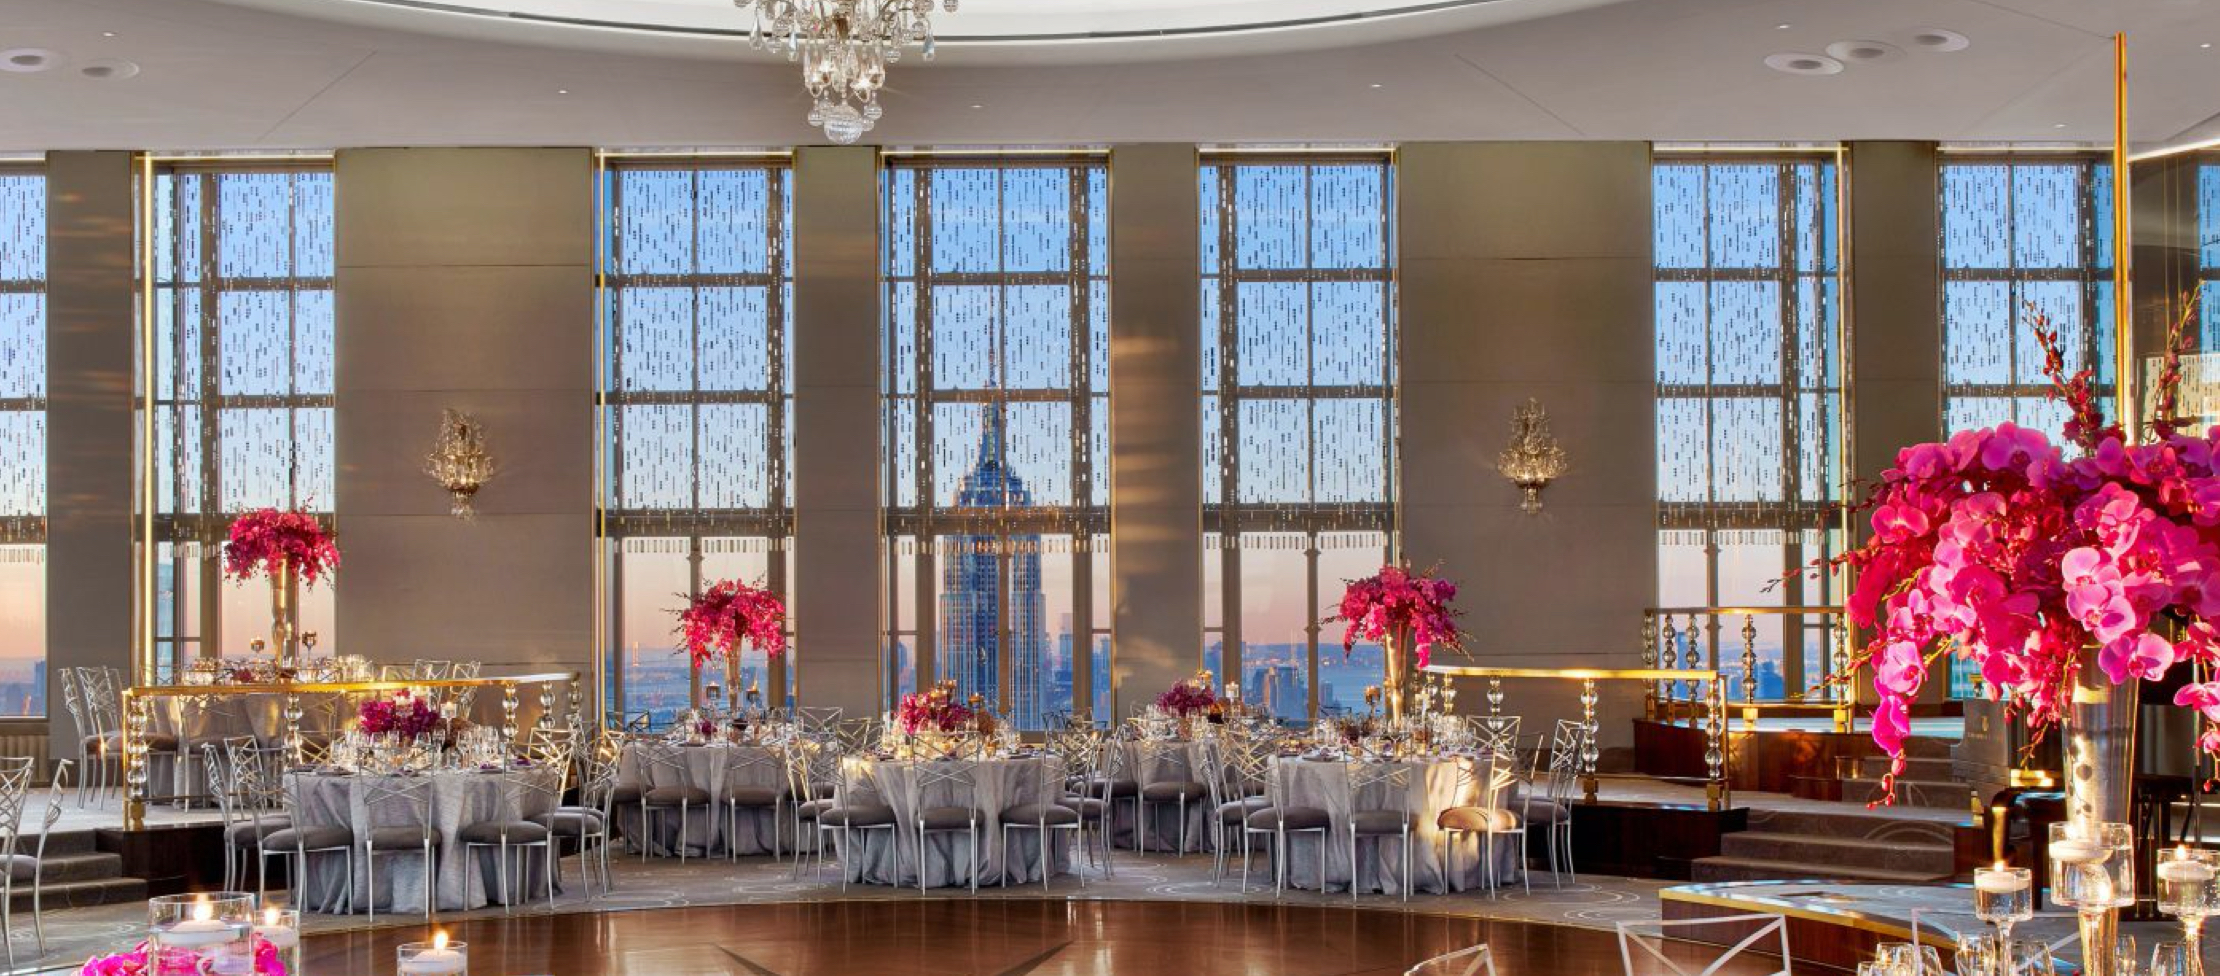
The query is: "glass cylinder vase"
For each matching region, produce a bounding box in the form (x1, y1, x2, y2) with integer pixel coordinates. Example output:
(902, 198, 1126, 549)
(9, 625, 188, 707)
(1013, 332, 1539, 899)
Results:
(149, 892, 256, 976)
(2059, 644, 2142, 976)
(267, 563, 296, 669)
(1383, 631, 1410, 723)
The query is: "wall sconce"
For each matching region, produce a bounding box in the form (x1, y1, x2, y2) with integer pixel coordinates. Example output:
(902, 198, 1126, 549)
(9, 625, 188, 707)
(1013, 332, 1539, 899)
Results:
(423, 409, 496, 519)
(1495, 398, 1568, 516)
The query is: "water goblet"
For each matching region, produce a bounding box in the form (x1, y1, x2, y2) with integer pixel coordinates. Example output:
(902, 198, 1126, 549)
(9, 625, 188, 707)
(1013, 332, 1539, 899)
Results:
(2158, 845, 2219, 975)
(2150, 941, 2197, 976)
(1976, 862, 2035, 974)
(2050, 821, 2136, 976)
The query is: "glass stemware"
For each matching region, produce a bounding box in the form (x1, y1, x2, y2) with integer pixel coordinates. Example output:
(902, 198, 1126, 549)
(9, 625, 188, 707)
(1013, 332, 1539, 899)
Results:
(2158, 846, 2219, 976)
(1975, 863, 2035, 974)
(2150, 941, 2197, 976)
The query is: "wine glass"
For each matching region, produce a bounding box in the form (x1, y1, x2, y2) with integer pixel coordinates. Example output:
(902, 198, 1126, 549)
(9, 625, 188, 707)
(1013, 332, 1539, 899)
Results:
(1975, 863, 2035, 972)
(2148, 941, 2196, 976)
(2010, 941, 2058, 976)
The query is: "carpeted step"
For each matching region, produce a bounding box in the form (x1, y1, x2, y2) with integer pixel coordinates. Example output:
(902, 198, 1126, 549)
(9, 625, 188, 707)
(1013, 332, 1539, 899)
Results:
(1843, 777, 1971, 811)
(1690, 855, 1954, 885)
(9, 875, 146, 913)
(27, 852, 125, 885)
(30, 830, 99, 858)
(1717, 831, 1955, 876)
(1743, 807, 1963, 845)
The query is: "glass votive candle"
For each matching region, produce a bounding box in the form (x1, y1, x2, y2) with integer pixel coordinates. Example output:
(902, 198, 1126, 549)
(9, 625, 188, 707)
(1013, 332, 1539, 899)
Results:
(398, 933, 467, 975)
(254, 906, 301, 976)
(2048, 820, 2136, 910)
(149, 892, 255, 975)
(1973, 862, 2034, 923)
(2157, 845, 2220, 919)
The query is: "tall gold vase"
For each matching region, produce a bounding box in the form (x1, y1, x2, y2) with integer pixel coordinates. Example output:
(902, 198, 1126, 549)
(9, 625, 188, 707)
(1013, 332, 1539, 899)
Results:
(2064, 645, 2139, 976)
(1383, 631, 1411, 722)
(268, 563, 296, 668)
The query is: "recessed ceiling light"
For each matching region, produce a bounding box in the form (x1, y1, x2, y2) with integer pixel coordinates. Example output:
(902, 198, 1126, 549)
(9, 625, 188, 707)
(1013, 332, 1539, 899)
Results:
(78, 60, 137, 79)
(970, 103, 983, 109)
(2054, 123, 2068, 129)
(1369, 83, 1383, 89)
(0, 48, 63, 73)
(1775, 23, 1791, 30)
(1827, 39, 1904, 63)
(1908, 28, 1970, 52)
(556, 88, 570, 94)
(1764, 52, 1844, 76)
(100, 31, 117, 38)
(2204, 43, 2214, 49)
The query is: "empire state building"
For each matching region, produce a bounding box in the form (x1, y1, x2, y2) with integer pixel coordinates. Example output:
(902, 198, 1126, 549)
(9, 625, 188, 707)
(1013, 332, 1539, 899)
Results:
(938, 409, 1050, 727)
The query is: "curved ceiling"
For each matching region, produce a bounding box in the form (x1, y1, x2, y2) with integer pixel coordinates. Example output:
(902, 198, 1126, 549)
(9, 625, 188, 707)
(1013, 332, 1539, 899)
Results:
(191, 0, 1640, 62)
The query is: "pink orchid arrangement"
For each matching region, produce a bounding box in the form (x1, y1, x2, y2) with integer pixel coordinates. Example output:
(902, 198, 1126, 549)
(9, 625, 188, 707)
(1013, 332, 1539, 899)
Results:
(1155, 680, 1217, 717)
(81, 935, 288, 976)
(676, 579, 787, 669)
(221, 508, 339, 585)
(895, 685, 975, 736)
(1837, 300, 2220, 802)
(358, 690, 439, 739)
(1328, 564, 1463, 669)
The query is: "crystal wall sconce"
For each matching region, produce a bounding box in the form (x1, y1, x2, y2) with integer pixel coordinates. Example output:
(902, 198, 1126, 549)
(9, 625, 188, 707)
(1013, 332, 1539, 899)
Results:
(424, 409, 496, 519)
(1496, 398, 1568, 516)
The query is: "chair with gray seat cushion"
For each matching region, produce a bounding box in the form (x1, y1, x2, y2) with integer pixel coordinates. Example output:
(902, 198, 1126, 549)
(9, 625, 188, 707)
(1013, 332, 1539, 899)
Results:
(1345, 761, 1417, 902)
(532, 743, 616, 897)
(636, 745, 709, 863)
(1208, 739, 1273, 884)
(1435, 754, 1525, 897)
(783, 740, 843, 877)
(716, 747, 785, 861)
(1001, 751, 1084, 890)
(809, 759, 902, 892)
(1133, 740, 1206, 855)
(901, 760, 982, 893)
(1239, 757, 1330, 897)
(462, 771, 559, 913)
(1046, 728, 1114, 879)
(0, 757, 73, 966)
(207, 739, 294, 900)
(360, 777, 438, 921)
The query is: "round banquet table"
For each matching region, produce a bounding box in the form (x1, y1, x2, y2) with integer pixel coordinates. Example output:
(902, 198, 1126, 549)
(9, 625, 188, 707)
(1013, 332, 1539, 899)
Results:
(614, 741, 792, 857)
(838, 756, 1072, 888)
(1268, 755, 1523, 896)
(1103, 739, 1214, 853)
(285, 767, 562, 914)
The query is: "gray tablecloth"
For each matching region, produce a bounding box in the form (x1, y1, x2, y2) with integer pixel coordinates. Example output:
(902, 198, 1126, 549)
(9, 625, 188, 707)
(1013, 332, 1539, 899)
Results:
(1270, 756, 1523, 896)
(615, 742, 790, 857)
(838, 756, 1070, 888)
(284, 768, 560, 914)
(1104, 740, 1215, 853)
(147, 694, 349, 801)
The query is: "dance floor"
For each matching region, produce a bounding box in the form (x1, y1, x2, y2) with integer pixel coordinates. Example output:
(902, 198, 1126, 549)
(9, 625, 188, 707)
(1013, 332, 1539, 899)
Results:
(267, 900, 1805, 976)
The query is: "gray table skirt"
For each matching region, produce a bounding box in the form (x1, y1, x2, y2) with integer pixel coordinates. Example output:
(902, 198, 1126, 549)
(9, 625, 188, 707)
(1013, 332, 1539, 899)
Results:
(614, 743, 790, 857)
(837, 757, 1071, 888)
(284, 768, 561, 914)
(1269, 757, 1523, 896)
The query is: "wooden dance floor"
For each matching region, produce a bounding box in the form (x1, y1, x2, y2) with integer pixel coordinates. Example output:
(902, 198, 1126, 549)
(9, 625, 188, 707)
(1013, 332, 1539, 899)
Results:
(293, 900, 1808, 975)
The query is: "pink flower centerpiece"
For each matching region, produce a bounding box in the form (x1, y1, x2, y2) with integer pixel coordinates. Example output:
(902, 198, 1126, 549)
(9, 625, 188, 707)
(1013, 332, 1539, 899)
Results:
(1155, 680, 1217, 717)
(358, 690, 439, 740)
(1328, 564, 1463, 669)
(80, 937, 288, 976)
(222, 508, 337, 665)
(895, 684, 974, 736)
(676, 579, 787, 670)
(221, 508, 339, 586)
(1835, 302, 2220, 802)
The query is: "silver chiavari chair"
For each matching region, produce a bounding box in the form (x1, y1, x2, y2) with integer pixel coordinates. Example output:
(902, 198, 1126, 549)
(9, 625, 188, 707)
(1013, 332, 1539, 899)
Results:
(810, 751, 901, 891)
(1001, 749, 1084, 890)
(903, 760, 983, 893)
(460, 771, 560, 914)
(716, 746, 785, 861)
(1238, 756, 1330, 897)
(1436, 753, 1525, 897)
(533, 744, 617, 897)
(636, 745, 709, 863)
(0, 757, 71, 965)
(1046, 728, 1113, 879)
(1346, 760, 1417, 902)
(360, 777, 438, 921)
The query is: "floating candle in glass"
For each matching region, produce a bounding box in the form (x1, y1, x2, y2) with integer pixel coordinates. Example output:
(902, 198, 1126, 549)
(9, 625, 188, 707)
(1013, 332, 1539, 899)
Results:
(398, 931, 467, 975)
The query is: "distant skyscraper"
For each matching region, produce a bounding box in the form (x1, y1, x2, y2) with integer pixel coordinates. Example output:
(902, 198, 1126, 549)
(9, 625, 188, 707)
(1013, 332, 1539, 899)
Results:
(938, 410, 1049, 726)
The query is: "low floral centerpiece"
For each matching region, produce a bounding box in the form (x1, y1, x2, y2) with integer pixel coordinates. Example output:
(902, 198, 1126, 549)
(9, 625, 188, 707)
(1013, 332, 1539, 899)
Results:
(1327, 564, 1463, 720)
(358, 690, 439, 741)
(222, 508, 338, 667)
(1155, 677, 1217, 718)
(80, 939, 288, 976)
(895, 681, 976, 756)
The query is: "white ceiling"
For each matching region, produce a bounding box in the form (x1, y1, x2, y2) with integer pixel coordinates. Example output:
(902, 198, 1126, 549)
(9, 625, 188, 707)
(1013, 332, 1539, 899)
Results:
(0, 0, 2214, 150)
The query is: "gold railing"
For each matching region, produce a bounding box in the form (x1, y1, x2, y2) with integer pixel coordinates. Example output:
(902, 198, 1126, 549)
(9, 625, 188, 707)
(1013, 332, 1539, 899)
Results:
(1422, 664, 1734, 811)
(119, 672, 580, 830)
(1643, 605, 1857, 732)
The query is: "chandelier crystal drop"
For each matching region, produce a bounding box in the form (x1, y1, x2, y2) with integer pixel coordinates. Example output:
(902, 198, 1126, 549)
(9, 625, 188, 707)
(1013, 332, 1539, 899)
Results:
(740, 0, 956, 144)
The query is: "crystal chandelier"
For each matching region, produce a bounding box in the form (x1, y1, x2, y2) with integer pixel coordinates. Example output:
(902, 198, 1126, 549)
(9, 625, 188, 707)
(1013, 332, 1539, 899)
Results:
(739, 0, 957, 145)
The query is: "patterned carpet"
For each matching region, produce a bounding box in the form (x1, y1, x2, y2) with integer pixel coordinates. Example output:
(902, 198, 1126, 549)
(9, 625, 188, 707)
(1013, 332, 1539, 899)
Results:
(6, 844, 1673, 975)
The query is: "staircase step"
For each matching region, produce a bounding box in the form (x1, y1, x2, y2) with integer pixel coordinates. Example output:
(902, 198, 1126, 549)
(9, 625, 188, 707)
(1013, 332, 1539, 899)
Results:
(1844, 778, 1972, 810)
(30, 852, 123, 885)
(8, 876, 146, 913)
(1718, 831, 1955, 876)
(1691, 855, 1953, 885)
(1746, 805, 1964, 841)
(31, 830, 98, 858)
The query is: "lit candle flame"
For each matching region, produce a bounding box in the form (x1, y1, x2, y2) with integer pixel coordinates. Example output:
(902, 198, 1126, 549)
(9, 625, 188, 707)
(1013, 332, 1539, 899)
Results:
(433, 931, 449, 951)
(191, 895, 212, 923)
(1994, 860, 2007, 872)
(264, 907, 281, 927)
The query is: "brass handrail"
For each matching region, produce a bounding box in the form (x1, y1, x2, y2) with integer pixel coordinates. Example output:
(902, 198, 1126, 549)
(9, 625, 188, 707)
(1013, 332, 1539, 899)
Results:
(1422, 663, 1735, 810)
(119, 671, 581, 830)
(1642, 605, 1857, 732)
